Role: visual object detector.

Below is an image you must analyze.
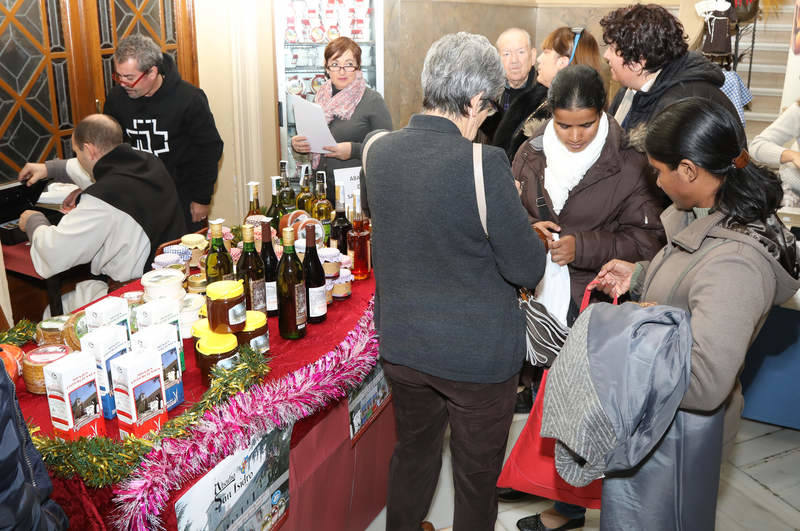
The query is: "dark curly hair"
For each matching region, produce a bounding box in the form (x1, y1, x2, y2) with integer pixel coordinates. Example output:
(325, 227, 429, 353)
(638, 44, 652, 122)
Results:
(600, 4, 688, 72)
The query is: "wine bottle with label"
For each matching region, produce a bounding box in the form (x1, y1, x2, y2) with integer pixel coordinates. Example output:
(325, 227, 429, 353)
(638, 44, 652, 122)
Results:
(311, 171, 333, 245)
(206, 219, 234, 283)
(260, 221, 279, 317)
(295, 166, 314, 212)
(265, 176, 281, 233)
(278, 160, 296, 217)
(302, 224, 327, 324)
(330, 185, 352, 254)
(277, 227, 306, 339)
(236, 224, 266, 312)
(245, 181, 261, 221)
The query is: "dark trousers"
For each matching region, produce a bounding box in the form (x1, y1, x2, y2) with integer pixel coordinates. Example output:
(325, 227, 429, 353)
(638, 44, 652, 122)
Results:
(382, 359, 518, 531)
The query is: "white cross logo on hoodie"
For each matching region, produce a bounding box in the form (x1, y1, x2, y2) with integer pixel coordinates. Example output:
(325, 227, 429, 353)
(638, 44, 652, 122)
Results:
(126, 118, 170, 156)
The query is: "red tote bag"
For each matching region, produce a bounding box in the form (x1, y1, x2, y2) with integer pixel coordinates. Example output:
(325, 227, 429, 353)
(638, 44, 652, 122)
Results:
(497, 282, 614, 508)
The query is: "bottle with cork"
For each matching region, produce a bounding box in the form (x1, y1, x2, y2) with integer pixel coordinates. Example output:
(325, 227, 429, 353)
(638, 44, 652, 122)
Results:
(206, 219, 234, 283)
(236, 224, 266, 312)
(277, 227, 306, 339)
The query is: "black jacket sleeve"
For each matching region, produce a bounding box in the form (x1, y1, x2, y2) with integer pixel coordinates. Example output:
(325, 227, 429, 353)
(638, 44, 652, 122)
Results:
(182, 91, 224, 205)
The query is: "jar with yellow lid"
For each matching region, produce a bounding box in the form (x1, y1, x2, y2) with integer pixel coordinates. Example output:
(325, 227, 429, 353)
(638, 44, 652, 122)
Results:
(196, 332, 238, 387)
(235, 311, 270, 355)
(191, 318, 212, 363)
(206, 280, 247, 333)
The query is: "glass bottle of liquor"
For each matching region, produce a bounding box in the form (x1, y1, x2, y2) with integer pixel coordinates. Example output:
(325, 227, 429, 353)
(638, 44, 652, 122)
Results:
(260, 221, 279, 317)
(236, 224, 266, 312)
(278, 161, 296, 217)
(245, 181, 261, 222)
(277, 227, 306, 339)
(330, 185, 352, 254)
(206, 219, 234, 283)
(302, 225, 327, 323)
(347, 201, 371, 280)
(265, 176, 281, 233)
(295, 166, 314, 212)
(311, 171, 333, 245)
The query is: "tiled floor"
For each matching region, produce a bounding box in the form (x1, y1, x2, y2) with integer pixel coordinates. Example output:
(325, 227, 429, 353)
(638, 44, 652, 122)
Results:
(365, 418, 800, 531)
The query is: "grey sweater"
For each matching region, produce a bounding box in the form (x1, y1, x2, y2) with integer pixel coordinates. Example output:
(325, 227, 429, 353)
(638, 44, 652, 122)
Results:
(363, 114, 547, 383)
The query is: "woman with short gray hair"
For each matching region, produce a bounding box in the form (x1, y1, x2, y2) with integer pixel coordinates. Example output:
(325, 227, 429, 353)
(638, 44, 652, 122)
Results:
(362, 32, 546, 530)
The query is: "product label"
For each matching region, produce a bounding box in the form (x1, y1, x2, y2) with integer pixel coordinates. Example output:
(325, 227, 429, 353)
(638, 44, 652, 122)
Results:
(308, 286, 327, 318)
(228, 302, 246, 325)
(249, 333, 269, 355)
(249, 279, 267, 312)
(265, 281, 278, 311)
(294, 283, 307, 328)
(321, 219, 331, 245)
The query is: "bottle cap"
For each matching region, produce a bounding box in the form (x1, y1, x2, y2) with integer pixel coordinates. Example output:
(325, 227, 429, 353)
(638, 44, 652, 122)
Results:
(282, 227, 296, 246)
(209, 219, 224, 238)
(206, 280, 244, 300)
(242, 224, 254, 242)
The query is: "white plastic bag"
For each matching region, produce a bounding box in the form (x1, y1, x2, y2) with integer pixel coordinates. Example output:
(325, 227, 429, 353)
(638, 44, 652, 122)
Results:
(533, 235, 571, 327)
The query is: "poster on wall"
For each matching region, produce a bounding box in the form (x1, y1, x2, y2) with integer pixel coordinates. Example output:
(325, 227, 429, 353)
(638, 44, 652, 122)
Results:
(782, 0, 800, 109)
(175, 427, 292, 531)
(348, 359, 391, 444)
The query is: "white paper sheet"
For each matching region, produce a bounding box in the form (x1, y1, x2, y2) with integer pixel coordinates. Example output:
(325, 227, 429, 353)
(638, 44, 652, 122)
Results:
(333, 166, 362, 212)
(291, 95, 337, 153)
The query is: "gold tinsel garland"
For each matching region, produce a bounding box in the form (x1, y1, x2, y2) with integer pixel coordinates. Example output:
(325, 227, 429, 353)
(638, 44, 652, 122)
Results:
(0, 319, 36, 346)
(31, 346, 270, 488)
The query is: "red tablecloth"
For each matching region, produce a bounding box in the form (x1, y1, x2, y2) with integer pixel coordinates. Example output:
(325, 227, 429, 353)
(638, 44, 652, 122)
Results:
(17, 276, 396, 530)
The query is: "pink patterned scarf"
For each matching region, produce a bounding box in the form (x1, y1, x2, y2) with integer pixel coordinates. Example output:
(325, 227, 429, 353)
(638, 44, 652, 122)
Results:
(312, 71, 366, 168)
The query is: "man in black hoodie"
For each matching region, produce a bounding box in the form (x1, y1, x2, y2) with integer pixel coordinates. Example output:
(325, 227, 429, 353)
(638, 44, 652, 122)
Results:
(104, 34, 223, 231)
(600, 4, 740, 134)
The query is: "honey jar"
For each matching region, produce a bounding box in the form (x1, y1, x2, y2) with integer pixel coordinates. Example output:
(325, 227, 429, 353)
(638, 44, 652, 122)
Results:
(206, 280, 247, 333)
(195, 332, 238, 387)
(235, 311, 270, 355)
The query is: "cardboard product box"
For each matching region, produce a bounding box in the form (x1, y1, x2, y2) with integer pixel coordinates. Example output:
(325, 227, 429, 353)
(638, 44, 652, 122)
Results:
(43, 351, 106, 441)
(131, 324, 184, 411)
(80, 324, 129, 419)
(85, 296, 131, 339)
(134, 299, 185, 371)
(110, 349, 168, 440)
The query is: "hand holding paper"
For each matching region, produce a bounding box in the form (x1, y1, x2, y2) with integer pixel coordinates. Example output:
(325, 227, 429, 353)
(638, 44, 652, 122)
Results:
(291, 96, 337, 153)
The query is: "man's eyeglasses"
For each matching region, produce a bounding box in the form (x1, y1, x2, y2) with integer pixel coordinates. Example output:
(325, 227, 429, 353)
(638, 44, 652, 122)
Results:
(326, 64, 358, 73)
(481, 98, 501, 116)
(568, 27, 584, 65)
(112, 68, 150, 87)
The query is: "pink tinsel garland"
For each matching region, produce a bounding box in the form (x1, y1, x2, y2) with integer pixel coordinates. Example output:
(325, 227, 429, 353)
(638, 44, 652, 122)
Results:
(113, 300, 378, 531)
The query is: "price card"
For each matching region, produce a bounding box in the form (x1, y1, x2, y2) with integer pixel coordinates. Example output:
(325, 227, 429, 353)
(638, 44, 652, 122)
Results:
(333, 166, 362, 213)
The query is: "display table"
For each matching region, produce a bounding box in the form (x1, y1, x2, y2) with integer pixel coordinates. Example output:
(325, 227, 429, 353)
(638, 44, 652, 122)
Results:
(17, 276, 396, 530)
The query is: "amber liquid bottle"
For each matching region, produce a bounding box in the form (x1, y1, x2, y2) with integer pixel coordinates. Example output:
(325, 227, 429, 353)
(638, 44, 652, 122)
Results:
(265, 176, 281, 234)
(260, 221, 279, 317)
(311, 171, 333, 245)
(206, 220, 234, 283)
(277, 227, 306, 339)
(295, 166, 314, 212)
(278, 161, 296, 217)
(302, 225, 327, 323)
(245, 181, 261, 222)
(330, 185, 352, 254)
(347, 206, 371, 280)
(236, 224, 266, 312)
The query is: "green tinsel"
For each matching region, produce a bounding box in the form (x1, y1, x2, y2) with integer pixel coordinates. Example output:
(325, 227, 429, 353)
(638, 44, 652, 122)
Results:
(0, 319, 36, 346)
(31, 346, 270, 487)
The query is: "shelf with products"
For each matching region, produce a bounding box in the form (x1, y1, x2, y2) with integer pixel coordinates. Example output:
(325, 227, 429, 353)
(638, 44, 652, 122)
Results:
(283, 41, 375, 48)
(286, 65, 376, 74)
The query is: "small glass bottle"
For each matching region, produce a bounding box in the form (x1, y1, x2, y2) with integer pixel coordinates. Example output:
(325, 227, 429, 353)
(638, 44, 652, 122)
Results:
(245, 181, 261, 221)
(347, 202, 370, 280)
(302, 224, 327, 323)
(295, 166, 314, 212)
(277, 227, 306, 339)
(260, 221, 279, 317)
(278, 160, 297, 217)
(311, 171, 333, 245)
(265, 176, 281, 233)
(236, 224, 266, 312)
(330, 185, 352, 254)
(206, 219, 234, 283)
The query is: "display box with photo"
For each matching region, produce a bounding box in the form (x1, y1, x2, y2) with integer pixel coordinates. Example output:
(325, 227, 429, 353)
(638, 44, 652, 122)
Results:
(43, 351, 105, 441)
(131, 324, 184, 411)
(80, 324, 129, 419)
(110, 349, 168, 440)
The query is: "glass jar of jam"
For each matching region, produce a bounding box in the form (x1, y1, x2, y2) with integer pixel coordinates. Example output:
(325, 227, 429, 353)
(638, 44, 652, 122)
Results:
(206, 280, 247, 333)
(332, 268, 354, 300)
(195, 332, 238, 387)
(235, 311, 270, 355)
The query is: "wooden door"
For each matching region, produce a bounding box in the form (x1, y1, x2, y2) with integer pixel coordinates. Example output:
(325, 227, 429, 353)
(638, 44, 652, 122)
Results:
(0, 0, 197, 186)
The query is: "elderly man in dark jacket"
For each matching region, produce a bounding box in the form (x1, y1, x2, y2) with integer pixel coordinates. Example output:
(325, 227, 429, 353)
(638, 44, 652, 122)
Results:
(600, 4, 740, 133)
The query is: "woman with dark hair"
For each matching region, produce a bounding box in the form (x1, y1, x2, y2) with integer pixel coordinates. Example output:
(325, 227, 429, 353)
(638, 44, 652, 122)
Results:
(599, 3, 739, 132)
(594, 97, 799, 520)
(493, 26, 604, 161)
(291, 37, 392, 201)
(510, 65, 665, 531)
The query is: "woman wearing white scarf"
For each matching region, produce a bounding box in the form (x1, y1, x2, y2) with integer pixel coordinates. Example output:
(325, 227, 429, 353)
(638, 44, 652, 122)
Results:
(510, 66, 666, 531)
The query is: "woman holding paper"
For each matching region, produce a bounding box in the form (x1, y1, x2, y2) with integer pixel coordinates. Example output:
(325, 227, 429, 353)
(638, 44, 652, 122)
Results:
(290, 37, 392, 203)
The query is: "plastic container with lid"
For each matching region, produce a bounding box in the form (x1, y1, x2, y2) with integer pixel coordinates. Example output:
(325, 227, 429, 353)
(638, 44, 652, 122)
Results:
(35, 315, 71, 345)
(318, 247, 341, 278)
(235, 311, 270, 355)
(187, 273, 207, 294)
(196, 332, 238, 387)
(22, 345, 71, 394)
(191, 318, 212, 363)
(141, 268, 185, 300)
(206, 280, 247, 333)
(332, 268, 354, 300)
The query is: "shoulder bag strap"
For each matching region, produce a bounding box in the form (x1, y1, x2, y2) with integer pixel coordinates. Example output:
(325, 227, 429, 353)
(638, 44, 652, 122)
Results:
(361, 130, 390, 177)
(665, 239, 728, 306)
(534, 172, 553, 222)
(473, 143, 488, 238)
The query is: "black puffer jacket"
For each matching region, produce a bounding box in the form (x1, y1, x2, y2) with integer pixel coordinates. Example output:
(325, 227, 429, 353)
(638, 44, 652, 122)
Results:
(493, 82, 550, 161)
(0, 364, 68, 531)
(609, 52, 740, 132)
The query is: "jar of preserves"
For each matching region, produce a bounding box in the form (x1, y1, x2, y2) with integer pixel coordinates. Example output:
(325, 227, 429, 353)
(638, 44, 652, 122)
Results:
(235, 311, 270, 355)
(206, 280, 247, 333)
(196, 332, 238, 387)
